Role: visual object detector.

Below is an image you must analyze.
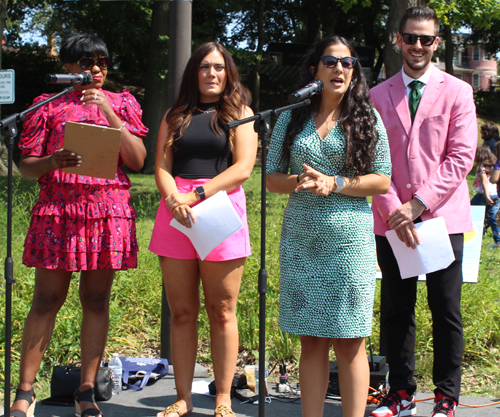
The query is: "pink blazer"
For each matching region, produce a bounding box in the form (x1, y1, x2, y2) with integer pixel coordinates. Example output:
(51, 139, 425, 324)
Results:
(370, 65, 477, 236)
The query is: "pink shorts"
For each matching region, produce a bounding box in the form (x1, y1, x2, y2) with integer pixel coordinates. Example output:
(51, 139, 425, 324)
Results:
(149, 177, 251, 261)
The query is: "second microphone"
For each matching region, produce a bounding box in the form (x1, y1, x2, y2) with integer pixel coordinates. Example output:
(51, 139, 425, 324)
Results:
(288, 80, 324, 104)
(45, 72, 94, 86)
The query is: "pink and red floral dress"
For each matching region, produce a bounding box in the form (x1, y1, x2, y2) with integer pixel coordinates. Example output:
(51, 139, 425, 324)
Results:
(19, 89, 148, 271)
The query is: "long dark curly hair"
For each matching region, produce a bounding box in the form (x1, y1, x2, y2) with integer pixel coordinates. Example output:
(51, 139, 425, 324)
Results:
(164, 42, 251, 152)
(281, 36, 379, 176)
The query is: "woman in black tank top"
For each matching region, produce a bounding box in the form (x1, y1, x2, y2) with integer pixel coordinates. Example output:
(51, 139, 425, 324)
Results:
(149, 42, 257, 417)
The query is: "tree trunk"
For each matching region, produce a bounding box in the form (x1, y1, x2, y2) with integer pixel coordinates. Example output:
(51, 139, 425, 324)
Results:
(0, 0, 5, 71)
(0, 143, 9, 175)
(141, 0, 170, 175)
(304, 2, 322, 45)
(0, 0, 20, 176)
(251, 0, 265, 113)
(384, 0, 429, 80)
(444, 24, 454, 75)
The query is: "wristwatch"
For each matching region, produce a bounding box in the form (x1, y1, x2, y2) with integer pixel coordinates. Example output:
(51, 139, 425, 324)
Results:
(333, 176, 344, 193)
(195, 186, 206, 201)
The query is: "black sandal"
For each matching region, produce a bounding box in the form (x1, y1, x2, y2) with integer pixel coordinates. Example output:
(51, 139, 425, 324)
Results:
(10, 388, 36, 417)
(74, 387, 103, 417)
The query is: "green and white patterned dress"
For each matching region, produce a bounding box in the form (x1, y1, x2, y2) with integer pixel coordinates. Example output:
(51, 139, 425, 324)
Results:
(267, 109, 391, 338)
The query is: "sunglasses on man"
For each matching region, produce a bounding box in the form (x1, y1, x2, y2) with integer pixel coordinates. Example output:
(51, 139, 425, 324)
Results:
(319, 56, 358, 70)
(401, 33, 437, 46)
(77, 56, 110, 71)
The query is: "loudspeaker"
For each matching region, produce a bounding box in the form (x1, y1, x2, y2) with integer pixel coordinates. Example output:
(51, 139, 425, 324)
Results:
(328, 360, 389, 396)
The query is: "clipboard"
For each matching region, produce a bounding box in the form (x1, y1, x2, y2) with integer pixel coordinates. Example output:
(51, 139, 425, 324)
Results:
(63, 121, 121, 180)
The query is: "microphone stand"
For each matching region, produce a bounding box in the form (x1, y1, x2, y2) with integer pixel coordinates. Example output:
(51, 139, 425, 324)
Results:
(2, 86, 74, 417)
(225, 98, 311, 417)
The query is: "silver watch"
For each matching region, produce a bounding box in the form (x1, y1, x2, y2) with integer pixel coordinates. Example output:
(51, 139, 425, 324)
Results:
(333, 176, 344, 193)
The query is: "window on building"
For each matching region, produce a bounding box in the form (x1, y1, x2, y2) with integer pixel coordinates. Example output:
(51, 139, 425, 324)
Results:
(455, 74, 462, 80)
(473, 74, 479, 87)
(473, 48, 480, 60)
(462, 50, 468, 62)
(484, 52, 492, 60)
(453, 52, 459, 63)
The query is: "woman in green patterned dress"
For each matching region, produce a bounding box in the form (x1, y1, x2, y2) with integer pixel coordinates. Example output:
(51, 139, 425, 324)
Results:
(266, 36, 391, 417)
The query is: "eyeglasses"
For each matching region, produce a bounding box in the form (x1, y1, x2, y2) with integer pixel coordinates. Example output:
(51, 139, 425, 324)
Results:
(401, 33, 437, 46)
(77, 56, 110, 70)
(319, 56, 358, 70)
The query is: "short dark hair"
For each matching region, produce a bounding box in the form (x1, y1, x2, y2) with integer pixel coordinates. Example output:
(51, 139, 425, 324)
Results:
(60, 33, 108, 63)
(399, 6, 440, 35)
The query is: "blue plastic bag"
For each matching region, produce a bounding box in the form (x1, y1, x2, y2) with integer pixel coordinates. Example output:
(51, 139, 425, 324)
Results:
(119, 357, 169, 391)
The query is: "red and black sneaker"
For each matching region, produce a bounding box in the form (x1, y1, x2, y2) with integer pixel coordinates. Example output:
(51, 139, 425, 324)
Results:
(432, 392, 457, 417)
(369, 389, 417, 417)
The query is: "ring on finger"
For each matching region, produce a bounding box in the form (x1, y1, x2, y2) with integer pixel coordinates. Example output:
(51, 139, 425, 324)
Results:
(94, 93, 98, 100)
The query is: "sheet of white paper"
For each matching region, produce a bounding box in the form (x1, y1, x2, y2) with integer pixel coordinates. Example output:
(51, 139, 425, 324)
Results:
(385, 217, 455, 279)
(191, 379, 214, 396)
(170, 191, 243, 260)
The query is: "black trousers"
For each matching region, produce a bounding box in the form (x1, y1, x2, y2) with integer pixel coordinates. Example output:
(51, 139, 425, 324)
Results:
(376, 234, 464, 402)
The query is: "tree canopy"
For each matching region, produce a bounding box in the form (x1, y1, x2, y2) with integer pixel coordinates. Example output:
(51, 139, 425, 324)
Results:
(2, 0, 500, 173)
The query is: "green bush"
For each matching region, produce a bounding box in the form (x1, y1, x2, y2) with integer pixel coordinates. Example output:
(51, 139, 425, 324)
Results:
(474, 91, 500, 122)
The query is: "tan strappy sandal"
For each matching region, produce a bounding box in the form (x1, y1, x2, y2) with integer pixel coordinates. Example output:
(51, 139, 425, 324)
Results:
(161, 403, 184, 417)
(214, 404, 235, 417)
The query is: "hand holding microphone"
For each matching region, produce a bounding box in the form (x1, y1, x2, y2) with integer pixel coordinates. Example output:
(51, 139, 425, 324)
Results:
(288, 80, 324, 103)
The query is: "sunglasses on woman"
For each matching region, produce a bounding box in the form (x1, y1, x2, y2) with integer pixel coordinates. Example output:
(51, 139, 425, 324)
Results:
(319, 56, 358, 70)
(401, 33, 437, 46)
(78, 56, 110, 70)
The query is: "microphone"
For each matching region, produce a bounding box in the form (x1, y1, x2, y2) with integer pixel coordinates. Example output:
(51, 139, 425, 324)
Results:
(45, 72, 93, 86)
(288, 80, 324, 103)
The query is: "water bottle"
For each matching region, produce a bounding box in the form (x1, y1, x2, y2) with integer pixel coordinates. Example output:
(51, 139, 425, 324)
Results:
(255, 360, 259, 397)
(255, 359, 269, 398)
(108, 353, 123, 395)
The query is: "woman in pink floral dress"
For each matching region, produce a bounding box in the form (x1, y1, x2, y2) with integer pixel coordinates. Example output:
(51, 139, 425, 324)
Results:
(10, 33, 147, 417)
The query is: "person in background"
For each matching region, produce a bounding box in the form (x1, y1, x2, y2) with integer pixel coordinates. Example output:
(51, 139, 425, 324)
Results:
(370, 6, 477, 417)
(480, 122, 499, 154)
(11, 33, 147, 417)
(266, 36, 391, 417)
(471, 146, 500, 248)
(149, 42, 257, 417)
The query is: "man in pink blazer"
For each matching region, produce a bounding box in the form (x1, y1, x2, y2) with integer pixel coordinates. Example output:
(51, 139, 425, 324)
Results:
(369, 7, 477, 417)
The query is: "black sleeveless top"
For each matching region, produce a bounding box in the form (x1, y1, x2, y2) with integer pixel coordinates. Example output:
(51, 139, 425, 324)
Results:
(172, 102, 232, 179)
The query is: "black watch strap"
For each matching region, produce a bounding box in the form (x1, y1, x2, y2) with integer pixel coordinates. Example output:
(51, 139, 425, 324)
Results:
(196, 186, 206, 201)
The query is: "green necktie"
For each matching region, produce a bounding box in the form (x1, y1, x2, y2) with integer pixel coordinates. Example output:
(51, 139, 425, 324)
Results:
(409, 80, 423, 123)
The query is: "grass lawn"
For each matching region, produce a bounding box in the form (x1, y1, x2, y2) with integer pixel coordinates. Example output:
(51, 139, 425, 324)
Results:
(1, 164, 499, 404)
